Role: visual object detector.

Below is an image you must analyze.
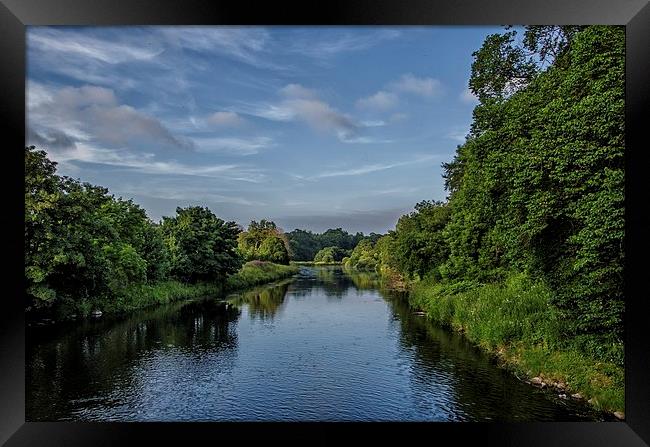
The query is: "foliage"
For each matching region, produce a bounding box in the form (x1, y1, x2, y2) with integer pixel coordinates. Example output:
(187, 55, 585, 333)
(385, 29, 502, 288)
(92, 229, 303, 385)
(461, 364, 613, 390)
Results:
(313, 246, 348, 263)
(160, 206, 242, 282)
(286, 228, 365, 261)
(25, 146, 171, 309)
(237, 220, 290, 265)
(352, 26, 624, 368)
(225, 261, 298, 290)
(410, 272, 623, 412)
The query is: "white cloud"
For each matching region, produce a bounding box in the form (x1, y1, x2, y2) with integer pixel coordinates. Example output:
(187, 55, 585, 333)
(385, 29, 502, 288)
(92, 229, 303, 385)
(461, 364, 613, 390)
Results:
(360, 120, 387, 127)
(193, 136, 274, 155)
(390, 73, 443, 98)
(313, 155, 440, 179)
(460, 87, 479, 104)
(356, 91, 398, 111)
(234, 84, 360, 142)
(27, 82, 193, 151)
(28, 29, 163, 64)
(286, 29, 401, 59)
(158, 27, 283, 70)
(280, 83, 318, 99)
(206, 111, 245, 127)
(50, 143, 266, 182)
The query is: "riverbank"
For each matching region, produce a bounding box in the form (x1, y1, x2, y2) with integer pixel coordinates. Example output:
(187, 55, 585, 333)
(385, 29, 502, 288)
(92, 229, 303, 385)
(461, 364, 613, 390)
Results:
(405, 272, 624, 417)
(291, 261, 342, 266)
(48, 261, 299, 319)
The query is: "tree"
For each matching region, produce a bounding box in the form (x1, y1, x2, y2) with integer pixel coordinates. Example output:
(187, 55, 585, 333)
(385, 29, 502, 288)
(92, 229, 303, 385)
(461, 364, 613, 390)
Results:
(237, 219, 290, 264)
(161, 206, 242, 282)
(258, 236, 290, 265)
(314, 246, 347, 263)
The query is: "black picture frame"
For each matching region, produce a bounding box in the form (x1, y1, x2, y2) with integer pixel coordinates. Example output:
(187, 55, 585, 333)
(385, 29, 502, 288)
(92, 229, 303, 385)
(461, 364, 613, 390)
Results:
(1, 0, 648, 445)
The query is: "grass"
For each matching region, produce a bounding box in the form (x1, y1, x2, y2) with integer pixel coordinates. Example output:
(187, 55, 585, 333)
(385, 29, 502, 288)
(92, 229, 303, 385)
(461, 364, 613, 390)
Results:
(409, 271, 624, 415)
(60, 261, 299, 318)
(225, 260, 299, 289)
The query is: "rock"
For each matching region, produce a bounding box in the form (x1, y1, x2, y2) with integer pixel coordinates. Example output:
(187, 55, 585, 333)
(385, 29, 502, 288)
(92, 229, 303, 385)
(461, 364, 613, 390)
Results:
(91, 310, 103, 317)
(530, 377, 543, 386)
(556, 382, 566, 390)
(614, 411, 625, 420)
(559, 393, 567, 399)
(571, 393, 583, 400)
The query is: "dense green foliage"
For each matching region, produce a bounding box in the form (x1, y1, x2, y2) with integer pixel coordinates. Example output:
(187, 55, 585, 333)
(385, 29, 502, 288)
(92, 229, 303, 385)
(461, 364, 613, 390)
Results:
(26, 146, 172, 310)
(160, 206, 242, 282)
(286, 228, 367, 261)
(237, 220, 290, 265)
(25, 147, 295, 317)
(344, 26, 624, 410)
(313, 246, 348, 263)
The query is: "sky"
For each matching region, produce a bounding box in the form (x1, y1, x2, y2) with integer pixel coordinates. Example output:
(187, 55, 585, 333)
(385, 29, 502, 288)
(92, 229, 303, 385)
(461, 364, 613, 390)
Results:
(26, 26, 500, 234)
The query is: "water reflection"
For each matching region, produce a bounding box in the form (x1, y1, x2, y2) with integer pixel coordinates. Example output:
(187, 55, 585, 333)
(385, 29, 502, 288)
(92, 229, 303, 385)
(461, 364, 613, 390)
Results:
(26, 266, 605, 422)
(228, 280, 291, 320)
(27, 298, 240, 420)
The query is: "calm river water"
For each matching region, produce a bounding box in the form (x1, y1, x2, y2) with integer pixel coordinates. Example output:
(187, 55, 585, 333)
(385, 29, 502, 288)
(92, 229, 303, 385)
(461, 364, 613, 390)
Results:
(26, 266, 606, 421)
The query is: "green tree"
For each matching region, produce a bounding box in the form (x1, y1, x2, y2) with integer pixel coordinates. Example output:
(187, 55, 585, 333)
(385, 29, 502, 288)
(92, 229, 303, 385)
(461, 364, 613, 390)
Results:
(314, 246, 347, 263)
(258, 235, 290, 265)
(161, 206, 242, 282)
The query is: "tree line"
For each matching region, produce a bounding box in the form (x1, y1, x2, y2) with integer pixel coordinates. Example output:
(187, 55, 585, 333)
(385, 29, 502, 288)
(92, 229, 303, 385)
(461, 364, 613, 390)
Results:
(343, 25, 624, 366)
(25, 147, 296, 314)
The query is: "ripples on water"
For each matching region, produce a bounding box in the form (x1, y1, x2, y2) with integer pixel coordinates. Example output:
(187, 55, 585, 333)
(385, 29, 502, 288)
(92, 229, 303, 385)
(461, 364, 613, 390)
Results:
(27, 266, 605, 421)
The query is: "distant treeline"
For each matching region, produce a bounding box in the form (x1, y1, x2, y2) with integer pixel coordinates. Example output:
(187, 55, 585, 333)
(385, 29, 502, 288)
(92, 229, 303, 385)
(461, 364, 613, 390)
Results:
(285, 228, 381, 261)
(342, 25, 624, 407)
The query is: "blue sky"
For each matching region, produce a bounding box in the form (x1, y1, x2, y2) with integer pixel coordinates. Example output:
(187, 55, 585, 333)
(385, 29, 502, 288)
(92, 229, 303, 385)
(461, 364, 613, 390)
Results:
(26, 26, 500, 233)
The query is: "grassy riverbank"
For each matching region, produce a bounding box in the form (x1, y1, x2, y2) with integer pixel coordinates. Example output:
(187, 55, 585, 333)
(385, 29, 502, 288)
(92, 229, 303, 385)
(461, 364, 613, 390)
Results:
(55, 261, 299, 318)
(407, 272, 624, 416)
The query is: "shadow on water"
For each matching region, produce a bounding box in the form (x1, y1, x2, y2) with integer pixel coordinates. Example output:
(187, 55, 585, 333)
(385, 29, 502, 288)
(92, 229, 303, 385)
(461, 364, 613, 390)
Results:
(26, 266, 607, 421)
(26, 296, 241, 420)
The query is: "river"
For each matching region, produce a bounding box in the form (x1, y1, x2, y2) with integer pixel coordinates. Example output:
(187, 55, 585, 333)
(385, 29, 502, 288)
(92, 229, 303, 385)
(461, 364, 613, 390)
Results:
(26, 266, 605, 421)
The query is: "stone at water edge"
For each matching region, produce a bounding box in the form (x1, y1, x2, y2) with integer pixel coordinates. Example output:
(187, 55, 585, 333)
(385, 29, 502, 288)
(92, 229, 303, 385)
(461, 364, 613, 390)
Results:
(91, 310, 103, 317)
(571, 393, 583, 400)
(614, 411, 625, 420)
(530, 377, 544, 386)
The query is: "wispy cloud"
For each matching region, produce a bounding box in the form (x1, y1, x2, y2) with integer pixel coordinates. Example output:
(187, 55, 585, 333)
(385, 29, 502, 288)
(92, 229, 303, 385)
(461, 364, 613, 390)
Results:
(312, 155, 440, 179)
(233, 84, 363, 143)
(116, 183, 266, 207)
(390, 73, 443, 98)
(206, 111, 246, 127)
(460, 87, 479, 104)
(446, 126, 470, 143)
(158, 27, 284, 70)
(356, 91, 398, 111)
(192, 136, 274, 155)
(29, 28, 163, 64)
(286, 29, 401, 59)
(27, 82, 194, 151)
(49, 143, 267, 182)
